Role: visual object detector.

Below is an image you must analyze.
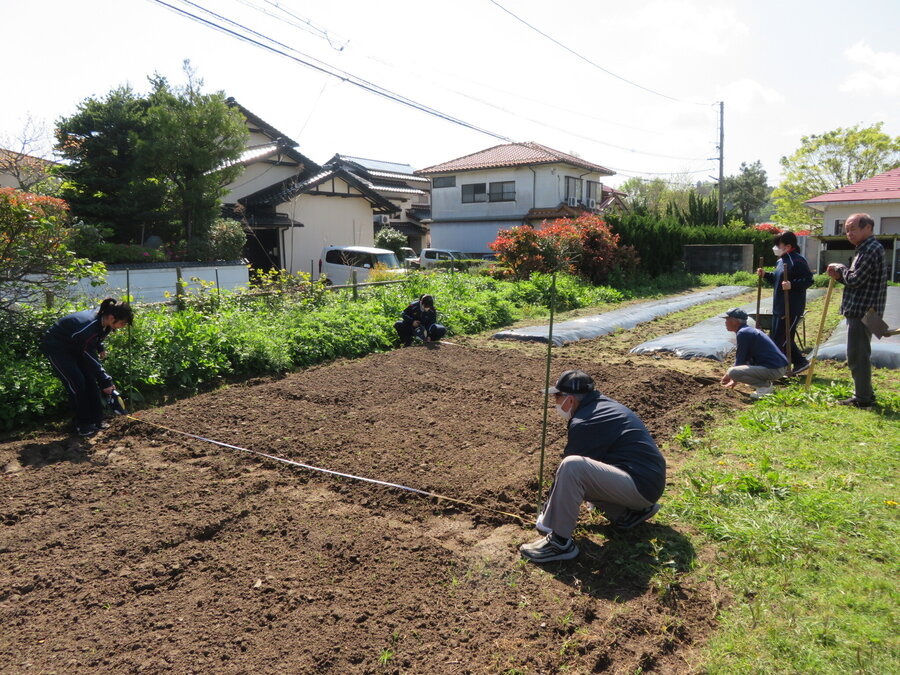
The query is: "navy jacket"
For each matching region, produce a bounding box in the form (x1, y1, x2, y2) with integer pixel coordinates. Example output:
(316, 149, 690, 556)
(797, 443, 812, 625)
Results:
(734, 325, 789, 369)
(400, 300, 437, 329)
(764, 250, 813, 316)
(564, 391, 666, 503)
(41, 309, 113, 388)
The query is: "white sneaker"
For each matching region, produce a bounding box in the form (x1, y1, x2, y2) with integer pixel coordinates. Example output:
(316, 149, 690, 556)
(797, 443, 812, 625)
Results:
(535, 511, 551, 534)
(750, 385, 774, 400)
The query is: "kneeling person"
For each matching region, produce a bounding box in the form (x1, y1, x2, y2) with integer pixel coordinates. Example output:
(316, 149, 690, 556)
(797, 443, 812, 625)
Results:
(394, 294, 446, 346)
(521, 370, 666, 564)
(720, 307, 788, 399)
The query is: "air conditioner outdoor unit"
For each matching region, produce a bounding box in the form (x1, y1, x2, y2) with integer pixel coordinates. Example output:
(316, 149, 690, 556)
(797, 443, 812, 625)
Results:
(566, 197, 578, 207)
(587, 199, 597, 210)
(378, 214, 391, 225)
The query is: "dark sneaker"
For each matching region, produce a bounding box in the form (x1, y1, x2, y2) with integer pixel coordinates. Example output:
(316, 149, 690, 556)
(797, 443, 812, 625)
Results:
(613, 503, 661, 530)
(838, 396, 875, 409)
(519, 534, 579, 563)
(791, 362, 810, 376)
(76, 424, 98, 438)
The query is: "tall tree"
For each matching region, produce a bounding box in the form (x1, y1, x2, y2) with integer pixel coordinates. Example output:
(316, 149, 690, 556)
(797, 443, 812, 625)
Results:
(55, 86, 170, 243)
(773, 123, 900, 227)
(143, 63, 248, 249)
(54, 64, 248, 252)
(724, 160, 770, 225)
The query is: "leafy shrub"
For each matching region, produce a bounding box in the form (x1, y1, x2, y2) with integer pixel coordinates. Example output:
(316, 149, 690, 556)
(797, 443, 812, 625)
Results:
(373, 226, 408, 257)
(204, 217, 246, 261)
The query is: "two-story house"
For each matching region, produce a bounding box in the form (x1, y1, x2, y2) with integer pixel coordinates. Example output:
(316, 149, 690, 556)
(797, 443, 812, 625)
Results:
(415, 142, 620, 254)
(805, 167, 900, 281)
(222, 100, 399, 275)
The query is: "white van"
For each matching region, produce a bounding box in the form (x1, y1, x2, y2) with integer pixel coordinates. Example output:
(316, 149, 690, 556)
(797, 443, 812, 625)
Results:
(419, 248, 467, 269)
(319, 246, 405, 285)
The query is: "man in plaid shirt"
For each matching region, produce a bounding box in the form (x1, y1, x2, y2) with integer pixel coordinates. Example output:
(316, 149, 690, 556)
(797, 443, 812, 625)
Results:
(827, 213, 888, 407)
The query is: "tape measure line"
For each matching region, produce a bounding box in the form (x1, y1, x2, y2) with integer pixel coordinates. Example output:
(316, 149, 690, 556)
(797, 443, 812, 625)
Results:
(126, 415, 526, 524)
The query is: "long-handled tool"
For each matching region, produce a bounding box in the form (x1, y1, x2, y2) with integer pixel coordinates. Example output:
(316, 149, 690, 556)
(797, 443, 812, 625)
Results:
(805, 277, 836, 391)
(755, 256, 764, 325)
(781, 255, 794, 375)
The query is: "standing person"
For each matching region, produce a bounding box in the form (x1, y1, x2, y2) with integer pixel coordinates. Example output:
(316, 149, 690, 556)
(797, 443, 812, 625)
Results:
(826, 213, 888, 408)
(40, 298, 134, 437)
(520, 370, 666, 564)
(757, 230, 814, 374)
(394, 294, 446, 347)
(720, 307, 789, 399)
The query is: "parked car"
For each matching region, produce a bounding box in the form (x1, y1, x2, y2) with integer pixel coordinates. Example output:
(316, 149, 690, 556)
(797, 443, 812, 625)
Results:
(419, 248, 468, 269)
(399, 246, 419, 267)
(319, 246, 405, 285)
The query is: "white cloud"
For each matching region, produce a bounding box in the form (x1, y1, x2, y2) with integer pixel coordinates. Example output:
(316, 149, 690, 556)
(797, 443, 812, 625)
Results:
(840, 41, 900, 96)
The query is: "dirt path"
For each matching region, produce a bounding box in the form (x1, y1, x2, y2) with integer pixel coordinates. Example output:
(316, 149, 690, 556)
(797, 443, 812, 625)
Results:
(1, 332, 742, 672)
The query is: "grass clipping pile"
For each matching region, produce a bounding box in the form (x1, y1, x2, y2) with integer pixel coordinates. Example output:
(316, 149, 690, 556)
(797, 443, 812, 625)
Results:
(1, 344, 738, 673)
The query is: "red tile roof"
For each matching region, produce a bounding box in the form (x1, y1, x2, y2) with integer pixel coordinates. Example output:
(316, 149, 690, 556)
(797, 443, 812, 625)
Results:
(417, 142, 614, 176)
(805, 167, 900, 206)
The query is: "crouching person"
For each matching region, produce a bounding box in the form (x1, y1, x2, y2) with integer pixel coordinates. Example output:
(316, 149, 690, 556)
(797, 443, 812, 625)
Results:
(720, 307, 789, 400)
(394, 294, 446, 347)
(521, 370, 666, 564)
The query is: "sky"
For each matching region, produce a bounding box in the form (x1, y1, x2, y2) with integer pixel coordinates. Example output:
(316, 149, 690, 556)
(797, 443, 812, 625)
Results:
(2, 0, 899, 188)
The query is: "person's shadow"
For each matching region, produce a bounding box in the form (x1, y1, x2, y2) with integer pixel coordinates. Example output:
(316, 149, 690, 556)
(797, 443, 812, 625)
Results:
(16, 437, 95, 468)
(545, 522, 697, 603)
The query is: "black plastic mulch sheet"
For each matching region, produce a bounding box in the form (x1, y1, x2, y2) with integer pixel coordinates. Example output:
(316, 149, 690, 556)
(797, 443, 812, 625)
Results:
(814, 286, 900, 369)
(492, 286, 750, 346)
(630, 289, 826, 362)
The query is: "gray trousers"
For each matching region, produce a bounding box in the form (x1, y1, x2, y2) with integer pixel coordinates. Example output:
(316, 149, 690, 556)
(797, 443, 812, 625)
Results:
(846, 317, 874, 403)
(542, 455, 653, 539)
(727, 364, 787, 388)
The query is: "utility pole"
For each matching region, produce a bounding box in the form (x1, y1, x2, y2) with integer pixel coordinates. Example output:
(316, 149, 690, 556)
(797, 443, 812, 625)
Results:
(717, 101, 725, 227)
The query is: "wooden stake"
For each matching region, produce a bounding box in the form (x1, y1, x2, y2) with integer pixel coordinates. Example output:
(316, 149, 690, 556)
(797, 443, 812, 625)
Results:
(805, 277, 836, 391)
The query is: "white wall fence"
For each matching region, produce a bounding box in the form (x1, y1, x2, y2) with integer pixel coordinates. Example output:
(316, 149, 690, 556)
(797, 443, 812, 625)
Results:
(69, 262, 250, 304)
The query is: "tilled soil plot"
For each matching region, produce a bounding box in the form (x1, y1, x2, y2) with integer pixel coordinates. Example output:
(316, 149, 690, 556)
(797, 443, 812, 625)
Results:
(0, 344, 740, 674)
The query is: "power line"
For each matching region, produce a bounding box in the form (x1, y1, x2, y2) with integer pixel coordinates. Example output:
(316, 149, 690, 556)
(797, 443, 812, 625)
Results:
(487, 0, 711, 106)
(149, 0, 515, 143)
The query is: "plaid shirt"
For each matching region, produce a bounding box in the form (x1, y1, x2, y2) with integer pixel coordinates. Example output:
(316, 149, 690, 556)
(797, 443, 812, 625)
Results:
(837, 235, 887, 318)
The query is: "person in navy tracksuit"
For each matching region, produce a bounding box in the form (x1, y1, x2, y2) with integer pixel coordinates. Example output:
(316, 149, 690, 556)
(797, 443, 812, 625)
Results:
(757, 231, 814, 374)
(394, 294, 446, 346)
(40, 298, 134, 436)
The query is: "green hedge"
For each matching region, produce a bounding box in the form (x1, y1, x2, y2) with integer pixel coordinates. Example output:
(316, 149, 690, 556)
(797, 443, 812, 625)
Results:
(606, 211, 776, 277)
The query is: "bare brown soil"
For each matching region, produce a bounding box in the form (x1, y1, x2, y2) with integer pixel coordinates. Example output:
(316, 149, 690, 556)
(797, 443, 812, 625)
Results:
(1, 338, 744, 673)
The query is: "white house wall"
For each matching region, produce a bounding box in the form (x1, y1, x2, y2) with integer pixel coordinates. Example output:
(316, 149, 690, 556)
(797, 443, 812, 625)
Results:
(225, 163, 299, 202)
(277, 187, 375, 276)
(428, 162, 610, 253)
(818, 201, 900, 236)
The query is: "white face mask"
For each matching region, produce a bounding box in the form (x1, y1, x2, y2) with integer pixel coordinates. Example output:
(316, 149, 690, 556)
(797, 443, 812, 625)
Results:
(554, 395, 574, 421)
(772, 245, 783, 257)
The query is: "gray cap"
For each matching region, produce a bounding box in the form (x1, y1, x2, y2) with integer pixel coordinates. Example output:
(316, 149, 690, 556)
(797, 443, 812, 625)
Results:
(721, 307, 749, 321)
(546, 370, 595, 395)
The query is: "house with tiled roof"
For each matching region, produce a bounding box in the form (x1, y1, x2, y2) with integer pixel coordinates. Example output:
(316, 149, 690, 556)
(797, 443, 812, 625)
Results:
(221, 99, 399, 275)
(325, 154, 431, 252)
(415, 142, 622, 254)
(0, 147, 60, 192)
(805, 167, 900, 281)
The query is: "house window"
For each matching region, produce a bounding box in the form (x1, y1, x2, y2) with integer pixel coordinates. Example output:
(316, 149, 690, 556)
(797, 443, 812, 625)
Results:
(462, 183, 487, 203)
(565, 177, 583, 203)
(433, 175, 456, 188)
(881, 217, 900, 235)
(586, 181, 600, 203)
(834, 219, 845, 236)
(489, 181, 516, 202)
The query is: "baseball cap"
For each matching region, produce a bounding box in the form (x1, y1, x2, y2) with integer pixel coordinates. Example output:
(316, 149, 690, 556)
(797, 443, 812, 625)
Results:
(546, 370, 595, 395)
(720, 307, 748, 321)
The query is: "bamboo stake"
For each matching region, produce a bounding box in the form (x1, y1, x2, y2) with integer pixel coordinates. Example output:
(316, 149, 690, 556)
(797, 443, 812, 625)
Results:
(805, 277, 836, 391)
(537, 271, 557, 518)
(755, 256, 764, 325)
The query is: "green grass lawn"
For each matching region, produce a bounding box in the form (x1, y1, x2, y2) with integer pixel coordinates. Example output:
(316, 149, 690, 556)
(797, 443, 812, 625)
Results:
(664, 370, 899, 673)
